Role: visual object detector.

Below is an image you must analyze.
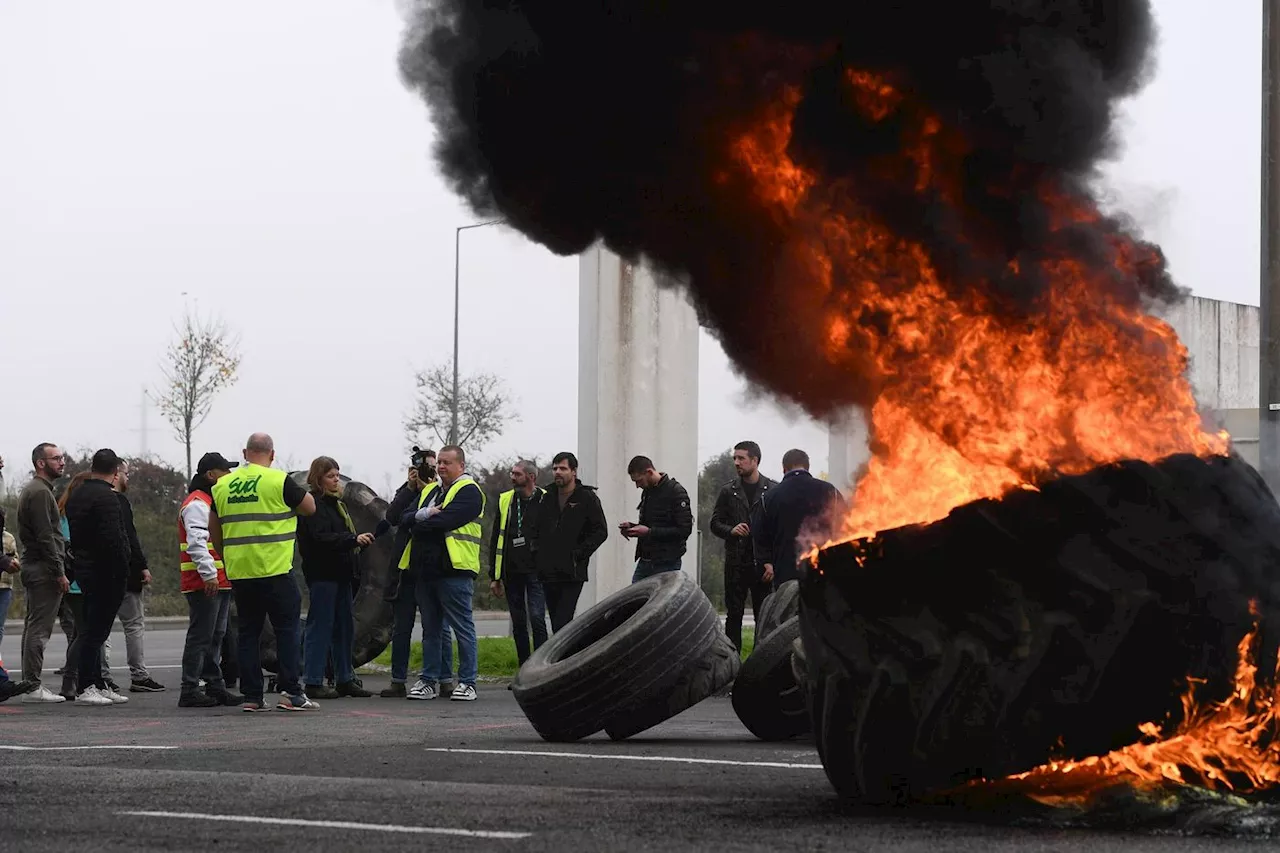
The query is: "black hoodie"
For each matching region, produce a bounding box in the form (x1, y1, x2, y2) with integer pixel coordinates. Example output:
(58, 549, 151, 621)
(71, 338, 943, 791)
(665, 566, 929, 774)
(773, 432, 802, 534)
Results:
(532, 481, 608, 583)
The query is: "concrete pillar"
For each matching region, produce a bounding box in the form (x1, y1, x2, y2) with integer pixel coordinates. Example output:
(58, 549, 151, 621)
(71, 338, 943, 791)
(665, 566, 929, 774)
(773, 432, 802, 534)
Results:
(578, 245, 700, 609)
(827, 407, 870, 497)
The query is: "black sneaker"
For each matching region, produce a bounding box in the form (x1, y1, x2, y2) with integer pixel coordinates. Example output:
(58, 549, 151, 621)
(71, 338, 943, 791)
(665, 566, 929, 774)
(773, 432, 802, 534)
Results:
(178, 691, 219, 708)
(131, 678, 166, 693)
(0, 681, 18, 702)
(336, 681, 372, 698)
(307, 685, 340, 700)
(207, 687, 245, 706)
(379, 682, 407, 698)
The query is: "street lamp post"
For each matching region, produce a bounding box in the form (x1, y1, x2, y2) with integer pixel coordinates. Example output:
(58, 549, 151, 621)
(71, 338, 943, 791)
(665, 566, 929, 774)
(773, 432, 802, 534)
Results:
(451, 218, 506, 446)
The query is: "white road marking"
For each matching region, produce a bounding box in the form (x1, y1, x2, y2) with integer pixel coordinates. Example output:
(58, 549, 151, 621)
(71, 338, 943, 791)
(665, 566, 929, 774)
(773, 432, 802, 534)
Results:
(0, 745, 178, 751)
(426, 747, 824, 770)
(118, 811, 530, 839)
(6, 664, 184, 675)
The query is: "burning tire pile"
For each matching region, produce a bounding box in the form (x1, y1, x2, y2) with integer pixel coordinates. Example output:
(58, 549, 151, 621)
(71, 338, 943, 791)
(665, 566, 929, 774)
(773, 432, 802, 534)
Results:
(803, 453, 1280, 805)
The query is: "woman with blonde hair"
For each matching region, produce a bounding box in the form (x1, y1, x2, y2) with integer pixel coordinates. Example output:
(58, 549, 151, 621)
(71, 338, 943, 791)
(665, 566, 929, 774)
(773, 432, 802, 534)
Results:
(297, 457, 373, 698)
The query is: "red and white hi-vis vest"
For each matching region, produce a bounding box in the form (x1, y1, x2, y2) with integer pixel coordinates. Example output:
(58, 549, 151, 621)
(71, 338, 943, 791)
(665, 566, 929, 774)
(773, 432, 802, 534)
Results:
(179, 491, 230, 593)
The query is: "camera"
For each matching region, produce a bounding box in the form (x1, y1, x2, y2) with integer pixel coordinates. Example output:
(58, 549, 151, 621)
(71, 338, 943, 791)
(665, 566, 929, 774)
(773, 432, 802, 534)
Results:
(411, 446, 436, 480)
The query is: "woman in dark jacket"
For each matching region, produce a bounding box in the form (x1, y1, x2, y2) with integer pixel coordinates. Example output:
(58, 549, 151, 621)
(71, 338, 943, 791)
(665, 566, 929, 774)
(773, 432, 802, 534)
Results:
(298, 457, 373, 698)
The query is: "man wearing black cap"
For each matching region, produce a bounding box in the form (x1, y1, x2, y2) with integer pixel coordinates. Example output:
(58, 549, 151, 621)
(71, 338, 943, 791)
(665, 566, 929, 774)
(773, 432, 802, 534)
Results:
(177, 452, 243, 708)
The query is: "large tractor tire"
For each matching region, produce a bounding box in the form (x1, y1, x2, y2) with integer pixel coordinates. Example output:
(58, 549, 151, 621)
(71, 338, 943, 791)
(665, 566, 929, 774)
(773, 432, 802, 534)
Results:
(802, 453, 1280, 803)
(513, 571, 720, 742)
(258, 473, 397, 674)
(604, 630, 740, 740)
(756, 580, 800, 642)
(731, 616, 809, 741)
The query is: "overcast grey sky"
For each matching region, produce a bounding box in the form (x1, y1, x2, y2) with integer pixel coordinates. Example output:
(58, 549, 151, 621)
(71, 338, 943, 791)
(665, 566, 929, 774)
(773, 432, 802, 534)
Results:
(0, 1, 1263, 494)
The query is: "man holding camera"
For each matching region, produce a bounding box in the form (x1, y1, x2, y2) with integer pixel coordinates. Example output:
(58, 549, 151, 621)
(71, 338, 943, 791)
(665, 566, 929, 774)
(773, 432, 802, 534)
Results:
(380, 448, 456, 699)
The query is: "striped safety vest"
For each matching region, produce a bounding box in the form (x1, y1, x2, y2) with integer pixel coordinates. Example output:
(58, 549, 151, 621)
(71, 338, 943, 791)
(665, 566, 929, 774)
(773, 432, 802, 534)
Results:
(178, 490, 229, 593)
(397, 476, 484, 574)
(441, 476, 485, 574)
(211, 463, 297, 581)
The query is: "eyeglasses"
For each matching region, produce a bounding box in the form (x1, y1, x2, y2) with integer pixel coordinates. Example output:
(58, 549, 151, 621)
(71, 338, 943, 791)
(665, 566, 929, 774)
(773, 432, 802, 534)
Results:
(44, 455, 65, 463)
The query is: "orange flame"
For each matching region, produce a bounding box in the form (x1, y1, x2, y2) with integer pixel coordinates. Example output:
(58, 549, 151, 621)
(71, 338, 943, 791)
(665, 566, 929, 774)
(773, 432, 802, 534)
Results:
(729, 69, 1227, 544)
(730, 70, 1253, 793)
(996, 608, 1280, 801)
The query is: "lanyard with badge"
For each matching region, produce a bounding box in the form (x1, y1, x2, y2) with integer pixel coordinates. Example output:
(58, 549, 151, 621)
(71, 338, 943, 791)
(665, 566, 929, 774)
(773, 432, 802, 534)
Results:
(511, 495, 527, 549)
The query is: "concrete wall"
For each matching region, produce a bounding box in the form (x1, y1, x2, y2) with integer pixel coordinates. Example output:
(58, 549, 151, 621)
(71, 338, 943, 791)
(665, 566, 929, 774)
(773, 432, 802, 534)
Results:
(1156, 296, 1259, 411)
(578, 246, 700, 609)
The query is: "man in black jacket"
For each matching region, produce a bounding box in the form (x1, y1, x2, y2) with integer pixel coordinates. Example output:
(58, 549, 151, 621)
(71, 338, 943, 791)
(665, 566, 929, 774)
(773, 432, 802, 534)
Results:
(621, 456, 693, 583)
(110, 461, 165, 693)
(753, 448, 847, 589)
(64, 448, 132, 706)
(534, 452, 608, 632)
(710, 441, 777, 651)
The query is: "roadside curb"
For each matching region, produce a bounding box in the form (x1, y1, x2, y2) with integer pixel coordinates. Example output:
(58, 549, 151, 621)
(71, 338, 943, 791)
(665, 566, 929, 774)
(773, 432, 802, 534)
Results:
(357, 662, 513, 684)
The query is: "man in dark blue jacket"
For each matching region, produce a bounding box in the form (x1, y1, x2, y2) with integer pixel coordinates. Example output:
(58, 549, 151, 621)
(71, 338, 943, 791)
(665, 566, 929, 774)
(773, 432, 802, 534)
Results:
(400, 445, 484, 702)
(753, 448, 847, 589)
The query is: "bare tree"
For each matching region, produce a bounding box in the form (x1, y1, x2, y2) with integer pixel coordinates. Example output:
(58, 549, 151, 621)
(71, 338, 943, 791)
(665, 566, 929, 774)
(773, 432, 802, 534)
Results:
(405, 361, 516, 454)
(154, 310, 242, 479)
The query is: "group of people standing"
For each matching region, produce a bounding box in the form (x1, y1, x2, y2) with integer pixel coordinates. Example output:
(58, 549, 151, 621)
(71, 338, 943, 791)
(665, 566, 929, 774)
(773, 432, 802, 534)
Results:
(0, 445, 166, 704)
(1, 431, 839, 710)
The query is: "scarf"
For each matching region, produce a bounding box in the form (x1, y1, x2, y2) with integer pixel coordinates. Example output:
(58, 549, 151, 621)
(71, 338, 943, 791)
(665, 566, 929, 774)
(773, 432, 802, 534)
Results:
(328, 489, 356, 534)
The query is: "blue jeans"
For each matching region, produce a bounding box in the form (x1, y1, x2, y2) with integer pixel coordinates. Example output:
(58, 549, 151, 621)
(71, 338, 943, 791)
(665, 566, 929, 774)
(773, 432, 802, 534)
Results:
(232, 573, 302, 703)
(304, 580, 354, 687)
(419, 574, 477, 686)
(0, 588, 10, 682)
(632, 558, 682, 583)
(390, 571, 454, 684)
(504, 574, 547, 664)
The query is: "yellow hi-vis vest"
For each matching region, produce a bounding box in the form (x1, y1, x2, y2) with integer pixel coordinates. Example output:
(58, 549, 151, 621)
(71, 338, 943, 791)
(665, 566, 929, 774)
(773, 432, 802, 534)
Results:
(396, 476, 485, 574)
(211, 463, 297, 581)
(397, 481, 441, 570)
(494, 487, 542, 581)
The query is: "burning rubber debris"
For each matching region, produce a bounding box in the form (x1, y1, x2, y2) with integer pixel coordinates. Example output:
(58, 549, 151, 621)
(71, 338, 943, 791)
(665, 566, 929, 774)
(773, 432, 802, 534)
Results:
(400, 0, 1279, 833)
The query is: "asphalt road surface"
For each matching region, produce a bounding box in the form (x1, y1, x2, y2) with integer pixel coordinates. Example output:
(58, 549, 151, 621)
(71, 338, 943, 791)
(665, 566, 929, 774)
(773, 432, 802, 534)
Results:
(0, 674, 1267, 852)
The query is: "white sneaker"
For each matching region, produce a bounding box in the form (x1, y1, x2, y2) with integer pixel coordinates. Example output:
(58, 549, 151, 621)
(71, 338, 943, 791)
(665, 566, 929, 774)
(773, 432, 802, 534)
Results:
(75, 686, 113, 707)
(23, 686, 66, 704)
(450, 684, 477, 702)
(102, 687, 129, 704)
(407, 679, 437, 700)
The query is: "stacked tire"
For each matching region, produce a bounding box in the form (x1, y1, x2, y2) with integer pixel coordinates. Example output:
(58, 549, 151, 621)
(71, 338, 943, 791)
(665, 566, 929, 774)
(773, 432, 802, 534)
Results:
(731, 581, 810, 740)
(512, 571, 739, 741)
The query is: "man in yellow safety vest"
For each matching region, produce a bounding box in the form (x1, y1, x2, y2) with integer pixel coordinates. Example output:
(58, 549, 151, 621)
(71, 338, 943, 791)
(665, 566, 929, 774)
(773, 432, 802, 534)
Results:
(487, 460, 547, 666)
(399, 444, 484, 701)
(377, 450, 458, 699)
(210, 432, 317, 712)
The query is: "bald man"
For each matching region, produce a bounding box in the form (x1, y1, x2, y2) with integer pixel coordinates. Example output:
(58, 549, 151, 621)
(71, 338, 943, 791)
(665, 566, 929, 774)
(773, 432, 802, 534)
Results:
(210, 433, 316, 712)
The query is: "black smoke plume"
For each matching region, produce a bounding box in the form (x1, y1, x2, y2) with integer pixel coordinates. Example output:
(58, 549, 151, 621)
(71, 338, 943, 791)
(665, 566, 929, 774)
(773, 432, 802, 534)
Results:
(399, 1, 1170, 416)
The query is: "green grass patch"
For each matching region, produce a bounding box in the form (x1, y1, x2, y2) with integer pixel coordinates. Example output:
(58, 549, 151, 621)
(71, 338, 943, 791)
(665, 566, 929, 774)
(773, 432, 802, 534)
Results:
(371, 628, 755, 678)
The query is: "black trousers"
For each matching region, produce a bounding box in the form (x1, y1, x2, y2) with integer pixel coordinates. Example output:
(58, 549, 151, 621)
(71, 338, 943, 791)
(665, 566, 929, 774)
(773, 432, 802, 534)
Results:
(724, 564, 771, 651)
(543, 581, 583, 633)
(233, 574, 302, 703)
(78, 576, 126, 692)
(505, 573, 548, 663)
